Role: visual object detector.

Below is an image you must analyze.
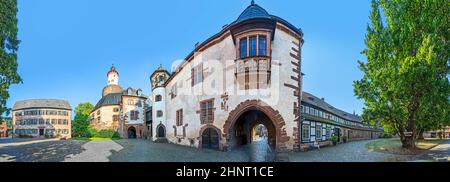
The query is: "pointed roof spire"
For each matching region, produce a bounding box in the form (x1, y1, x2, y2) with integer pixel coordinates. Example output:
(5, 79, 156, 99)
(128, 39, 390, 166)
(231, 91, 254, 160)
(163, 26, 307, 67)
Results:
(236, 0, 270, 23)
(107, 64, 119, 76)
(157, 64, 165, 71)
(150, 64, 171, 79)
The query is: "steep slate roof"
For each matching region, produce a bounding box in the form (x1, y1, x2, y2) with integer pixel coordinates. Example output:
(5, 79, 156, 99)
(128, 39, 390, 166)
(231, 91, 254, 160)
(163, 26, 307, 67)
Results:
(13, 99, 72, 111)
(236, 2, 271, 23)
(93, 93, 122, 111)
(301, 91, 361, 123)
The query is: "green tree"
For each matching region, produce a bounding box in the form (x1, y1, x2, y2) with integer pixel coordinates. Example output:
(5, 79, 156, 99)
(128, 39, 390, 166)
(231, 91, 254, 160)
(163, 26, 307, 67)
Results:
(0, 0, 22, 120)
(72, 102, 93, 137)
(354, 0, 449, 149)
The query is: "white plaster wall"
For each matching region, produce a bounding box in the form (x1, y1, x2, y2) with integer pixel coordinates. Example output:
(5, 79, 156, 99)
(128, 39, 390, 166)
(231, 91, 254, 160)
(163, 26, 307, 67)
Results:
(162, 27, 301, 150)
(152, 87, 167, 140)
(122, 96, 146, 125)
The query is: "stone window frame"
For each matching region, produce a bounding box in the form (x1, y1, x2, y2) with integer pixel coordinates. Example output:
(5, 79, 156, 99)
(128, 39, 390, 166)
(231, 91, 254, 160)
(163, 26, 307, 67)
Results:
(235, 30, 272, 91)
(130, 110, 139, 120)
(171, 84, 177, 99)
(156, 110, 163, 118)
(199, 98, 215, 124)
(236, 30, 271, 59)
(155, 95, 162, 102)
(191, 63, 204, 86)
(176, 109, 183, 126)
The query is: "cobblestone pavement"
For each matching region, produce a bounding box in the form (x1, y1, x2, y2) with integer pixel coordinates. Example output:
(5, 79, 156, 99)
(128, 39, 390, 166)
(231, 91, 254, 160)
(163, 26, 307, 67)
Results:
(1, 138, 437, 162)
(410, 140, 450, 162)
(109, 139, 249, 162)
(289, 139, 414, 162)
(64, 140, 123, 162)
(0, 137, 87, 162)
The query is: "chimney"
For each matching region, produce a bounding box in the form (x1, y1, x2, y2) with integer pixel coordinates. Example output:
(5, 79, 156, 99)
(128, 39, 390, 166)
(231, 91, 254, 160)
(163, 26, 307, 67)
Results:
(195, 42, 200, 48)
(321, 98, 325, 101)
(222, 24, 228, 29)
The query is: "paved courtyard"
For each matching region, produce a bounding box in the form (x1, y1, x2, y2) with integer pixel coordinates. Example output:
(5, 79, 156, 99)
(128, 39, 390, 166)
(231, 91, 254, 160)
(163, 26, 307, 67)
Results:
(0, 137, 447, 162)
(289, 139, 414, 162)
(411, 140, 450, 162)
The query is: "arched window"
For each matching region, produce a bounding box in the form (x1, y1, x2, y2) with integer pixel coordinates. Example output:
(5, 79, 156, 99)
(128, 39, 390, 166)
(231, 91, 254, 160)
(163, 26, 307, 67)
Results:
(155, 95, 162, 102)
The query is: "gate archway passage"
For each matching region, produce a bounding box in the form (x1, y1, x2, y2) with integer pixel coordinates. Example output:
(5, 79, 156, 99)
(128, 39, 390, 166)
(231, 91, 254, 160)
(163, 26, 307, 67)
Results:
(223, 100, 290, 152)
(128, 126, 136, 139)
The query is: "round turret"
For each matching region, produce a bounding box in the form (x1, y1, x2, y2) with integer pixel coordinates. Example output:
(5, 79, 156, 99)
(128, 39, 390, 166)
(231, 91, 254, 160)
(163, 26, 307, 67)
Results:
(150, 64, 170, 90)
(107, 65, 119, 85)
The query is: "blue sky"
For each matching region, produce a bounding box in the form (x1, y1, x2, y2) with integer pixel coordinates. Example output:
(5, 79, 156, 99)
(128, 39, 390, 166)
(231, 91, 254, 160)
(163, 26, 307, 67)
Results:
(7, 0, 372, 116)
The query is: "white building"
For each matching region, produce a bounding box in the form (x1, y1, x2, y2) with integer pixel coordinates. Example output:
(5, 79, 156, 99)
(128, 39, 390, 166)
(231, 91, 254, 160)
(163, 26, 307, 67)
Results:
(148, 2, 304, 151)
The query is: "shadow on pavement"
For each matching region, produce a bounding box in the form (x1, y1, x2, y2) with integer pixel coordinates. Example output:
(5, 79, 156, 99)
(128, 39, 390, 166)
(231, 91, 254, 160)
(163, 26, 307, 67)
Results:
(0, 140, 87, 162)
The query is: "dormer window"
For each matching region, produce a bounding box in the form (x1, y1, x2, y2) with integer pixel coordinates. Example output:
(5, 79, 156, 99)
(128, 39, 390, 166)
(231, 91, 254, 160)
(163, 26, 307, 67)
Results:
(238, 34, 268, 59)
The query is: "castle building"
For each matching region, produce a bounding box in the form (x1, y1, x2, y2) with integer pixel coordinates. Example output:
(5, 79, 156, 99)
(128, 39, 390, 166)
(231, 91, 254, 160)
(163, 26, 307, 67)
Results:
(12, 99, 72, 138)
(147, 2, 382, 152)
(91, 66, 150, 139)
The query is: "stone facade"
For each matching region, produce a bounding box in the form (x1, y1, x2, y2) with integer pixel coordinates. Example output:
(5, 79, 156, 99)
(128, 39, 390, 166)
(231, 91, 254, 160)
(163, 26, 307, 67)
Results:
(120, 90, 149, 139)
(91, 66, 150, 139)
(148, 3, 304, 152)
(145, 2, 384, 152)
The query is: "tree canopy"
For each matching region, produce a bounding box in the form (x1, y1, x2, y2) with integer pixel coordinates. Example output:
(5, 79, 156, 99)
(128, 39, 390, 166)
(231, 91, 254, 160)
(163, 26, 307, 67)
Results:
(72, 102, 94, 137)
(0, 0, 21, 120)
(354, 0, 449, 149)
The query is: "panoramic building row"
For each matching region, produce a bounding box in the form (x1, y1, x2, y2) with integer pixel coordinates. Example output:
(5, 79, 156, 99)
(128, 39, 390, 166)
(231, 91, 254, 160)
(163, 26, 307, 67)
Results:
(9, 2, 383, 152)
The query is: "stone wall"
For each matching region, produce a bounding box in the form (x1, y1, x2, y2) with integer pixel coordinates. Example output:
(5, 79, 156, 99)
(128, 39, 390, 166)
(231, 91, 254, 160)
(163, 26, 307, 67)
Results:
(160, 24, 302, 151)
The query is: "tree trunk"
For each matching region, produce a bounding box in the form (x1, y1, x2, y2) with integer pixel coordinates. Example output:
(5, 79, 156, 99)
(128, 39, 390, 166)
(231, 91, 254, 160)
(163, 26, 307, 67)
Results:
(402, 136, 416, 149)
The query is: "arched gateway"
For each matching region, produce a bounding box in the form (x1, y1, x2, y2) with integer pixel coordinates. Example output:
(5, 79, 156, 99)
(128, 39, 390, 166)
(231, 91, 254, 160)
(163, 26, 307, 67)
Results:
(127, 126, 136, 139)
(223, 100, 290, 151)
